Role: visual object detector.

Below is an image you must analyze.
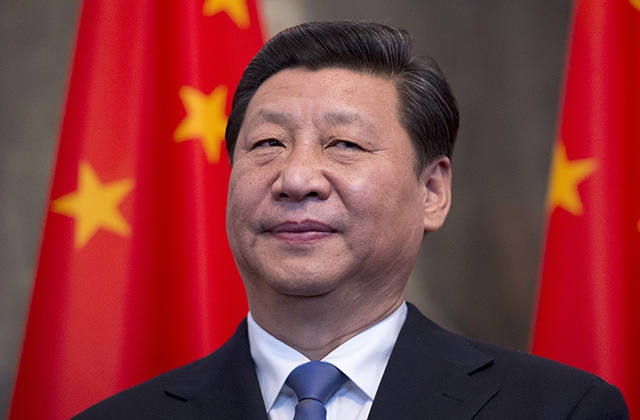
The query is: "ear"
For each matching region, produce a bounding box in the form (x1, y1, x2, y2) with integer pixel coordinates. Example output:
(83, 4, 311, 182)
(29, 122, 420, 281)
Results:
(421, 157, 452, 232)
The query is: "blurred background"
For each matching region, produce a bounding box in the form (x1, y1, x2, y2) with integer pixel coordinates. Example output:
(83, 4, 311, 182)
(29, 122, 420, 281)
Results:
(0, 0, 572, 416)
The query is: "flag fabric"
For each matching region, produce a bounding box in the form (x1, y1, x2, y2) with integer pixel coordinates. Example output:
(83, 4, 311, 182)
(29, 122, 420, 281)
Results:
(10, 1, 264, 418)
(532, 0, 639, 416)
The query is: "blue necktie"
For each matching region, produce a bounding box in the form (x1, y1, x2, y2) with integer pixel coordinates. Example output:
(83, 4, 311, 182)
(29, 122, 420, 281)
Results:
(286, 361, 347, 420)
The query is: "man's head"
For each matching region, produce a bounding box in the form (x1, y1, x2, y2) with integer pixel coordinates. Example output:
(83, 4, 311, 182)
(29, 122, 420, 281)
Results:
(224, 21, 456, 328)
(225, 20, 459, 174)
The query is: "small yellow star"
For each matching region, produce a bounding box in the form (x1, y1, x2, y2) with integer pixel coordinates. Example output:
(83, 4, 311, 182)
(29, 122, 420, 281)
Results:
(547, 142, 598, 216)
(174, 85, 228, 163)
(203, 0, 250, 29)
(51, 161, 134, 248)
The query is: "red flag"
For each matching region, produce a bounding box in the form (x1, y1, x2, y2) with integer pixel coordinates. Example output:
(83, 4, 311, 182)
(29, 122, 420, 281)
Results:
(532, 0, 640, 416)
(10, 1, 264, 418)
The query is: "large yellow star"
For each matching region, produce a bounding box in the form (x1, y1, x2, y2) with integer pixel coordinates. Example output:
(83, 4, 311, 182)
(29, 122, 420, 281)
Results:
(51, 161, 134, 248)
(547, 142, 598, 216)
(174, 85, 228, 163)
(203, 0, 250, 29)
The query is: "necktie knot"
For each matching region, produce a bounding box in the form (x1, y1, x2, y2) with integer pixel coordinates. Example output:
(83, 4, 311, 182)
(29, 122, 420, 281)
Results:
(286, 361, 347, 420)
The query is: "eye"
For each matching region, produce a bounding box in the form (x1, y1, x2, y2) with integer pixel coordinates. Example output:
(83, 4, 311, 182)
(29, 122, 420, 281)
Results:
(328, 140, 363, 150)
(252, 138, 284, 149)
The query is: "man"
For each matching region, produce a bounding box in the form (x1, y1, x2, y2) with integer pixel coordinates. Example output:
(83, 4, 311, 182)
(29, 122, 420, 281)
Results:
(74, 21, 629, 419)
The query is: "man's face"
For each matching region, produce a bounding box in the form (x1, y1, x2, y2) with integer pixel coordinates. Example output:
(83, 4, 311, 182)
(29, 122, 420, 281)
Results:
(226, 67, 450, 304)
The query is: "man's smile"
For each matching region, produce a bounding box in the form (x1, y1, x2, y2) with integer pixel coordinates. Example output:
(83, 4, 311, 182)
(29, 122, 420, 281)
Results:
(266, 219, 336, 242)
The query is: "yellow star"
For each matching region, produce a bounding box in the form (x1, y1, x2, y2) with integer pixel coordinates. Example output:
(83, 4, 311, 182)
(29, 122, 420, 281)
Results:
(203, 0, 250, 29)
(547, 142, 598, 216)
(51, 161, 134, 248)
(174, 85, 228, 163)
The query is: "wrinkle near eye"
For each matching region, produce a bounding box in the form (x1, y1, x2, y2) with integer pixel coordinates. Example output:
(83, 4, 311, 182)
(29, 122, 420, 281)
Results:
(329, 140, 363, 150)
(253, 139, 284, 149)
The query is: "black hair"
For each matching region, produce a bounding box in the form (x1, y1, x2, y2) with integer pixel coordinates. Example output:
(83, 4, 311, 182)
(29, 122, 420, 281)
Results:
(225, 20, 459, 173)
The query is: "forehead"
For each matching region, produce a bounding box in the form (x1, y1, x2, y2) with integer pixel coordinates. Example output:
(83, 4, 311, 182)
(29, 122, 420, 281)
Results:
(241, 67, 401, 131)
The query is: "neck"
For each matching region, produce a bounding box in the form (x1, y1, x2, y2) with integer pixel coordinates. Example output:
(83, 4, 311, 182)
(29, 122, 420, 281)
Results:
(247, 287, 407, 360)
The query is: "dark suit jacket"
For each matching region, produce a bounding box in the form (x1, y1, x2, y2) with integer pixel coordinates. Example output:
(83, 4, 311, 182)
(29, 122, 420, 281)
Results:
(73, 303, 629, 419)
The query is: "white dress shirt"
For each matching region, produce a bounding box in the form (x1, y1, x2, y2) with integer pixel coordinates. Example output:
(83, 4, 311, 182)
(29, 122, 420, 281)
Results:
(247, 302, 408, 420)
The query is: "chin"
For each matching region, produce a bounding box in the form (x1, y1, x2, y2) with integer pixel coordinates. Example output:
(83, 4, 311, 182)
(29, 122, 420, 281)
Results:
(279, 282, 336, 298)
(265, 274, 341, 299)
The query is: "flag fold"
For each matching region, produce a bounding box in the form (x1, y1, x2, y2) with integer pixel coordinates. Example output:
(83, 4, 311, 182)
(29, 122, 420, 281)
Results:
(533, 0, 640, 416)
(10, 1, 264, 418)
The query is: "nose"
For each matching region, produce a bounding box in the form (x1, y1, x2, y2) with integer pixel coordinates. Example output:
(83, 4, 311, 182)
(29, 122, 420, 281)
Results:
(271, 146, 331, 202)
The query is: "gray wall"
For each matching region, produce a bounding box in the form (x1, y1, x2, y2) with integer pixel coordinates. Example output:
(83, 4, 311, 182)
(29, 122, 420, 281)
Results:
(0, 0, 572, 417)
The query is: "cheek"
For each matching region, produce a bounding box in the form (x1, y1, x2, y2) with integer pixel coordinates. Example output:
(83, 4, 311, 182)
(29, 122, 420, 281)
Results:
(335, 172, 376, 216)
(345, 164, 419, 207)
(228, 168, 265, 209)
(347, 170, 424, 235)
(340, 177, 401, 244)
(226, 172, 258, 235)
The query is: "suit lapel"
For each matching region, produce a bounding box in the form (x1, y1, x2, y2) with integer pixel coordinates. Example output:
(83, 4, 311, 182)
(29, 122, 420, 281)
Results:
(367, 304, 498, 420)
(162, 320, 269, 420)
(154, 307, 498, 419)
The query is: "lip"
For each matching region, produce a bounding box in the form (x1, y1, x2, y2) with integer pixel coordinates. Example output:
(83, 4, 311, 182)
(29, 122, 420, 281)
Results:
(266, 219, 335, 241)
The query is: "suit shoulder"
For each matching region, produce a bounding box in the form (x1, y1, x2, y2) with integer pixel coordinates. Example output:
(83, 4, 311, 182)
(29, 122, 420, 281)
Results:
(470, 338, 604, 385)
(401, 303, 629, 418)
(469, 340, 629, 418)
(72, 321, 251, 419)
(406, 302, 614, 388)
(71, 351, 223, 419)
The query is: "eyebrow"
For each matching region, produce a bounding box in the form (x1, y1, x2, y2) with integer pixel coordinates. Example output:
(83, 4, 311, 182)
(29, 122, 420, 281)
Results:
(254, 109, 366, 127)
(257, 110, 291, 126)
(323, 111, 363, 126)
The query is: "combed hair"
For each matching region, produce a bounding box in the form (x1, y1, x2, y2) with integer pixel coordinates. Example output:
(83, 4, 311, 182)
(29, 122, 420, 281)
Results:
(225, 21, 459, 173)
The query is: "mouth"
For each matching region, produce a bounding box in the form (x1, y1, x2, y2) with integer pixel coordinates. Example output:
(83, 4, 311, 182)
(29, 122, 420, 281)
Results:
(266, 220, 335, 241)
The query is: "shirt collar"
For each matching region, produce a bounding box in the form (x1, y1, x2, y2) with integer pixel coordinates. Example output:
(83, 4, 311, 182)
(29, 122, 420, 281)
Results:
(247, 312, 308, 412)
(247, 303, 407, 412)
